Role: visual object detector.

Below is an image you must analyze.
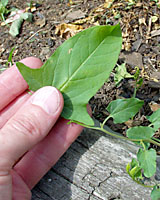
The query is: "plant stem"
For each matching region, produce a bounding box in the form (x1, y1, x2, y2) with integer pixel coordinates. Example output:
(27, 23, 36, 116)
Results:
(140, 140, 146, 151)
(152, 137, 160, 143)
(132, 178, 157, 188)
(78, 123, 160, 147)
(101, 116, 111, 128)
(148, 139, 160, 147)
(133, 86, 137, 98)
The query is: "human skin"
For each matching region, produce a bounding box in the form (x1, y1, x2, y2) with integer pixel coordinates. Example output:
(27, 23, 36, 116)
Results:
(0, 57, 83, 200)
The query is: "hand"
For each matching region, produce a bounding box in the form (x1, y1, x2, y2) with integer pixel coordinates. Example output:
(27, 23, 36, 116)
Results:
(0, 57, 83, 200)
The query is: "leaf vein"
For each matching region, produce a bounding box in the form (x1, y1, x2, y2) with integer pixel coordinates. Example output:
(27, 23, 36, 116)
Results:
(59, 31, 112, 92)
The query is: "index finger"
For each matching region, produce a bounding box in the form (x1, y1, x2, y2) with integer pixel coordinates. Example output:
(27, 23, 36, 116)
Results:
(0, 57, 43, 111)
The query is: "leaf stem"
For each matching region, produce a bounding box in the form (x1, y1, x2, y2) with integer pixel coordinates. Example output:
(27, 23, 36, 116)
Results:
(140, 140, 146, 151)
(152, 137, 160, 143)
(101, 116, 111, 128)
(133, 87, 137, 98)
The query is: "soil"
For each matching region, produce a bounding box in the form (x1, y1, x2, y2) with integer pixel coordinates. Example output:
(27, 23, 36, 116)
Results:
(0, 0, 160, 148)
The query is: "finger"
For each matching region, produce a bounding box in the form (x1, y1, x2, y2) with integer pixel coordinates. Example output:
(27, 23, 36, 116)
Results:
(0, 92, 31, 128)
(0, 86, 63, 170)
(0, 57, 43, 111)
(0, 86, 63, 199)
(12, 170, 31, 200)
(14, 118, 83, 189)
(14, 105, 91, 189)
(0, 93, 91, 130)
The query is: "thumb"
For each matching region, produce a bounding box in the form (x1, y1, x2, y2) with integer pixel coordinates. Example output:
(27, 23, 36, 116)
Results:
(0, 86, 63, 171)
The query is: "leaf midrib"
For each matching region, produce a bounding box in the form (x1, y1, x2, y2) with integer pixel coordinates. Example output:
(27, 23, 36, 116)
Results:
(59, 31, 111, 92)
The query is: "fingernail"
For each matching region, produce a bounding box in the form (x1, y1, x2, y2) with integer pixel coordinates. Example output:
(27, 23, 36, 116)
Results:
(31, 87, 60, 115)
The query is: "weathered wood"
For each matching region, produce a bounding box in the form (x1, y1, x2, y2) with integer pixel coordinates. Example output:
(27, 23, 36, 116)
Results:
(32, 121, 154, 200)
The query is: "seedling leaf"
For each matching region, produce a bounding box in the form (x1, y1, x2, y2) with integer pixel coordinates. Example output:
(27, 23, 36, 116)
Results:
(126, 162, 131, 173)
(0, 0, 8, 21)
(6, 47, 15, 66)
(114, 63, 133, 85)
(126, 158, 143, 180)
(129, 166, 142, 179)
(131, 158, 139, 168)
(137, 148, 156, 178)
(147, 108, 160, 131)
(106, 98, 144, 123)
(17, 25, 122, 125)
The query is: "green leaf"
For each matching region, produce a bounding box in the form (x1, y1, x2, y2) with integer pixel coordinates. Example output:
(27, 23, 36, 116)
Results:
(127, 126, 155, 140)
(9, 13, 33, 37)
(0, 0, 8, 21)
(127, 126, 151, 148)
(21, 12, 33, 22)
(126, 158, 143, 180)
(130, 158, 139, 168)
(6, 47, 15, 66)
(106, 98, 144, 123)
(130, 158, 143, 179)
(17, 24, 122, 125)
(151, 186, 160, 200)
(9, 17, 23, 37)
(126, 162, 131, 174)
(137, 148, 156, 178)
(0, 2, 6, 18)
(1, 0, 8, 7)
(129, 165, 142, 179)
(114, 63, 133, 85)
(147, 108, 160, 131)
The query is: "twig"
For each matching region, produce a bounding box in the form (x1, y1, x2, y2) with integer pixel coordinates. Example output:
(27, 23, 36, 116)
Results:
(26, 28, 45, 42)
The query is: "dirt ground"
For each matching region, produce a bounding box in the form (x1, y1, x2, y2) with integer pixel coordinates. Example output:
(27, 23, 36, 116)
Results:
(0, 0, 160, 147)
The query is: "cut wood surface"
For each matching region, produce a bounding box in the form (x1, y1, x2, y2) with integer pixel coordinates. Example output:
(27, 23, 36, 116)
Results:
(32, 120, 153, 200)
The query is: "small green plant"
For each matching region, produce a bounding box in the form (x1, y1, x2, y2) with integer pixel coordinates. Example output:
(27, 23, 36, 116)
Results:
(0, 0, 9, 21)
(26, 0, 33, 9)
(6, 47, 15, 66)
(132, 66, 143, 98)
(114, 63, 133, 85)
(16, 24, 160, 199)
(29, 0, 33, 8)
